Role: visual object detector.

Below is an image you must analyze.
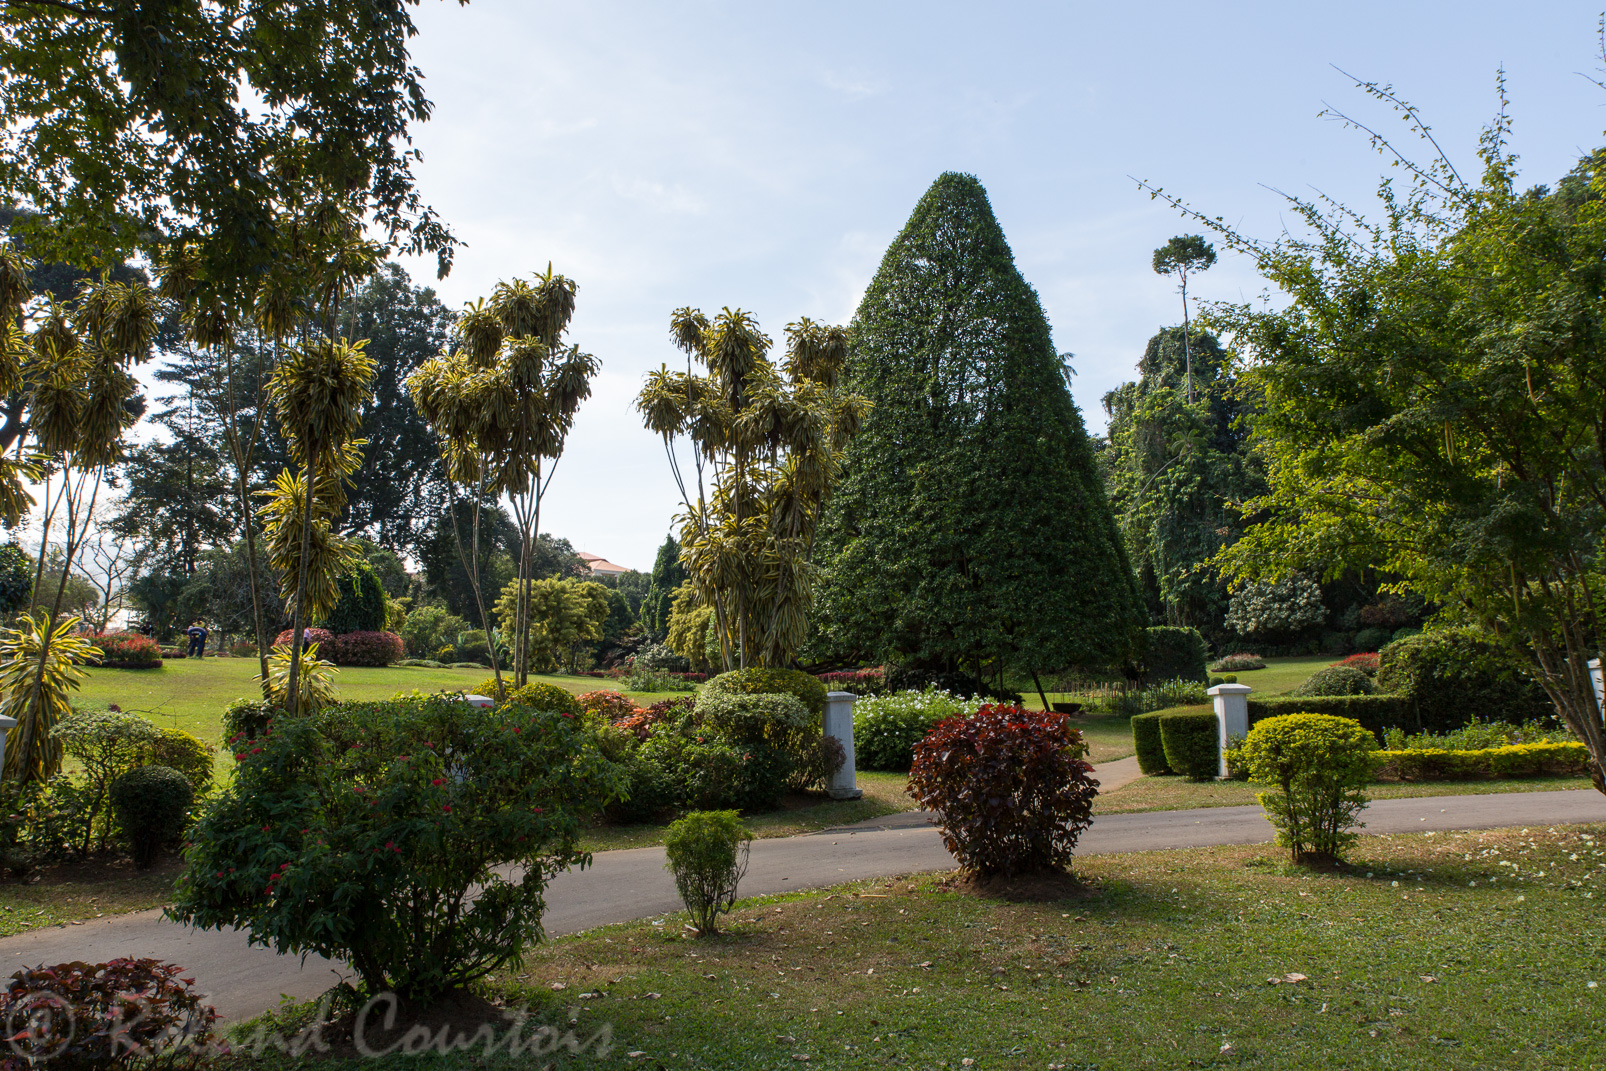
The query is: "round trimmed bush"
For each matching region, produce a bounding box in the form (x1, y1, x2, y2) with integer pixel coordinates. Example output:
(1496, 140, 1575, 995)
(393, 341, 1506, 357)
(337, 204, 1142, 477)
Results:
(703, 668, 828, 719)
(143, 728, 216, 796)
(475, 677, 584, 717)
(109, 765, 193, 869)
(1130, 712, 1171, 775)
(1241, 713, 1378, 864)
(907, 705, 1097, 878)
(1158, 712, 1220, 781)
(1291, 665, 1375, 697)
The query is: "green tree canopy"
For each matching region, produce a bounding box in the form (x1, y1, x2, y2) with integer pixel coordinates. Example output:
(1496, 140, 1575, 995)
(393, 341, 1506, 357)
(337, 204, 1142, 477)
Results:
(641, 535, 686, 641)
(1100, 326, 1263, 636)
(1153, 73, 1606, 789)
(813, 172, 1141, 680)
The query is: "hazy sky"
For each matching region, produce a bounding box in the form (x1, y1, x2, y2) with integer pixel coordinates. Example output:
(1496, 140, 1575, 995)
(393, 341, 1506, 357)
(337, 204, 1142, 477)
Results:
(195, 3, 1606, 571)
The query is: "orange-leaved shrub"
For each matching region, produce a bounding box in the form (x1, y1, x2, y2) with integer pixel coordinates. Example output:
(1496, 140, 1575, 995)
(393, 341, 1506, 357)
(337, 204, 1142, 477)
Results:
(907, 704, 1098, 877)
(578, 690, 639, 722)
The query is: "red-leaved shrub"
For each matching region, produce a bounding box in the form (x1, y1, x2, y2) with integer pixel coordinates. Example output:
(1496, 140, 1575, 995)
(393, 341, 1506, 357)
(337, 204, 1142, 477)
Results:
(578, 689, 638, 721)
(1332, 652, 1380, 677)
(907, 704, 1098, 877)
(90, 631, 163, 667)
(615, 696, 695, 741)
(274, 627, 335, 650)
(0, 958, 218, 1067)
(326, 630, 405, 667)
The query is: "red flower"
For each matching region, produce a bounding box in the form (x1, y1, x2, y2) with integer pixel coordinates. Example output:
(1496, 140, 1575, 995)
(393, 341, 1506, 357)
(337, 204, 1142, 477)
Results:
(431, 778, 445, 786)
(442, 804, 452, 813)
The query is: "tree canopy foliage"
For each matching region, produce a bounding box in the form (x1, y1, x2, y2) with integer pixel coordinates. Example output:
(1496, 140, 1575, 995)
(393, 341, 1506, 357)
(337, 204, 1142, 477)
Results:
(813, 172, 1141, 678)
(1147, 72, 1606, 788)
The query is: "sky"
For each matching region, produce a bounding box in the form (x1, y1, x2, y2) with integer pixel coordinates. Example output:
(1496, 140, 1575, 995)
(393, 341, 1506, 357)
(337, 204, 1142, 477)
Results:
(174, 2, 1606, 572)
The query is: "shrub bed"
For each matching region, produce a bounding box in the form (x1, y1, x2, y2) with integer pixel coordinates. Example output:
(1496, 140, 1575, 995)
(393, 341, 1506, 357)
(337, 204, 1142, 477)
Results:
(1130, 712, 1171, 775)
(172, 694, 623, 1001)
(1158, 712, 1220, 781)
(1208, 653, 1265, 673)
(852, 688, 979, 771)
(907, 705, 1097, 877)
(1290, 665, 1375, 697)
(91, 631, 163, 668)
(324, 630, 404, 667)
(1247, 695, 1410, 740)
(1331, 652, 1380, 676)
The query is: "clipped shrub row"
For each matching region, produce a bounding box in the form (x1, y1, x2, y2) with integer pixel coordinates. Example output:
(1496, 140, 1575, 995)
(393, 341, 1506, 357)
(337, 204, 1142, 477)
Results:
(1158, 712, 1219, 781)
(1248, 695, 1409, 740)
(1375, 741, 1589, 781)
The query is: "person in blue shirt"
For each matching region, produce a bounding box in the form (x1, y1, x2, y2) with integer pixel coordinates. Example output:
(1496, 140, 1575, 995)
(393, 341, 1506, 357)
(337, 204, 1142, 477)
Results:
(185, 621, 209, 658)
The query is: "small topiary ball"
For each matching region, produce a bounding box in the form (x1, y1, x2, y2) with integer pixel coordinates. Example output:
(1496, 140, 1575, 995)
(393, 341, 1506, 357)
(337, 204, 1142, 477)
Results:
(1290, 665, 1375, 697)
(109, 765, 193, 870)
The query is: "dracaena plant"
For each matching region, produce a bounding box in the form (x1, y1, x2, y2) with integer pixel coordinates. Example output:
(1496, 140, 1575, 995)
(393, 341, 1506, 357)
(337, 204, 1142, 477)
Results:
(635, 309, 868, 670)
(406, 266, 598, 693)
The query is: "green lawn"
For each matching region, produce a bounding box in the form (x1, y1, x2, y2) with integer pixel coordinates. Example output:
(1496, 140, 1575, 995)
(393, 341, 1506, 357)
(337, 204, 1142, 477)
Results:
(72, 657, 687, 747)
(1225, 653, 1342, 695)
(1096, 772, 1596, 814)
(232, 823, 1606, 1070)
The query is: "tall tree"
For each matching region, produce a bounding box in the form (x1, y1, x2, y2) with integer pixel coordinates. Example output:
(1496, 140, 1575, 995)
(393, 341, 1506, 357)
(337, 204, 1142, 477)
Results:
(1145, 70, 1606, 790)
(335, 263, 457, 556)
(640, 535, 686, 642)
(1100, 326, 1263, 635)
(0, 1, 462, 287)
(813, 172, 1141, 687)
(1151, 236, 1216, 402)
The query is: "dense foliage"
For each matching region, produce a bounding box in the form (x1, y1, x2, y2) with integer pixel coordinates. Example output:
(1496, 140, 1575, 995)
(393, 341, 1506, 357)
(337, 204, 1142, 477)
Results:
(325, 630, 405, 667)
(814, 172, 1140, 680)
(0, 959, 217, 1069)
(1223, 575, 1325, 640)
(1141, 626, 1208, 684)
(110, 765, 193, 870)
(1290, 666, 1376, 698)
(703, 668, 828, 719)
(663, 810, 752, 936)
(1241, 713, 1378, 864)
(853, 689, 980, 771)
(1158, 711, 1221, 781)
(319, 560, 390, 635)
(94, 631, 164, 668)
(1377, 629, 1551, 733)
(907, 705, 1097, 877)
(1130, 712, 1171, 776)
(171, 695, 622, 1001)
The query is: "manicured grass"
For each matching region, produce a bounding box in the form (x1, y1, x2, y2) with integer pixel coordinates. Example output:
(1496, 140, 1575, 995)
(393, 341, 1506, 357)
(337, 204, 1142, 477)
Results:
(1096, 773, 1596, 814)
(579, 772, 916, 853)
(1226, 653, 1341, 695)
(233, 823, 1606, 1069)
(0, 858, 178, 937)
(72, 657, 686, 747)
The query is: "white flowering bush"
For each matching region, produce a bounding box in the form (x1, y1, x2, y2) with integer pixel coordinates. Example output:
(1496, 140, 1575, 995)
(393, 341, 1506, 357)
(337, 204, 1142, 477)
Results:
(1225, 574, 1326, 637)
(853, 688, 982, 770)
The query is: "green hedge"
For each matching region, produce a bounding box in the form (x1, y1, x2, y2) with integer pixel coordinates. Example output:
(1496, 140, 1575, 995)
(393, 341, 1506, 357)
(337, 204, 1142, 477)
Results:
(1375, 741, 1589, 781)
(1159, 712, 1219, 781)
(704, 668, 828, 719)
(1131, 713, 1171, 775)
(1248, 695, 1410, 741)
(1377, 629, 1552, 733)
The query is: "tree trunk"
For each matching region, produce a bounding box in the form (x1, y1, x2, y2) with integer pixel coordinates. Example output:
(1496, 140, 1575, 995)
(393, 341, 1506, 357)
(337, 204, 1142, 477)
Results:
(285, 452, 318, 714)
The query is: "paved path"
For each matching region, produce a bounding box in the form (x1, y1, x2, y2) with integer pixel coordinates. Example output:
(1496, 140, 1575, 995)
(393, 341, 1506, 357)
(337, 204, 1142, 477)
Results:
(3, 784, 1603, 1021)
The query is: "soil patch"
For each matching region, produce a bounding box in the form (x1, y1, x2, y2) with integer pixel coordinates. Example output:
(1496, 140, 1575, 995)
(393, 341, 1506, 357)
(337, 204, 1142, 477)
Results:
(943, 868, 1097, 903)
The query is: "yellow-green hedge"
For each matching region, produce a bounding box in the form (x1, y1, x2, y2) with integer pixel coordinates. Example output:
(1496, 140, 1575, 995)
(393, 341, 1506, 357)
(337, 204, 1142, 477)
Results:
(1375, 741, 1589, 781)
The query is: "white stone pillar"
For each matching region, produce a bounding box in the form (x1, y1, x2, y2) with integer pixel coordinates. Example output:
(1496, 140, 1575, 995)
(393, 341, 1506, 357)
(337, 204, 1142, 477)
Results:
(1591, 659, 1604, 717)
(1207, 683, 1252, 779)
(823, 691, 862, 800)
(0, 714, 16, 778)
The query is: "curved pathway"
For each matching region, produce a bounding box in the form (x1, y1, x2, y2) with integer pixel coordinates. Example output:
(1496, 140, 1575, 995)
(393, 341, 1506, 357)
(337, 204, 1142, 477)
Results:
(3, 782, 1603, 1021)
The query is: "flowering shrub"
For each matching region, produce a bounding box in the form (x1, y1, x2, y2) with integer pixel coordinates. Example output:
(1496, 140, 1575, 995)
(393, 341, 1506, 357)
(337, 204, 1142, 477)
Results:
(578, 689, 638, 721)
(852, 688, 980, 770)
(1331, 651, 1380, 676)
(907, 705, 1097, 877)
(0, 958, 218, 1067)
(1225, 574, 1325, 637)
(92, 631, 163, 668)
(1209, 652, 1266, 673)
(171, 695, 624, 1001)
(325, 630, 404, 667)
(273, 627, 335, 650)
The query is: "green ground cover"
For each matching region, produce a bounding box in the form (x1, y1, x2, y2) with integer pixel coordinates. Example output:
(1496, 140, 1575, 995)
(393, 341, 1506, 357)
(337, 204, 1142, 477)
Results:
(233, 823, 1606, 1070)
(0, 858, 178, 937)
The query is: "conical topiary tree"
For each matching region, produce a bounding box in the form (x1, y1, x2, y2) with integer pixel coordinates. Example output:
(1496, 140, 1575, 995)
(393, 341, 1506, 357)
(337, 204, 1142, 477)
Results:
(812, 172, 1141, 695)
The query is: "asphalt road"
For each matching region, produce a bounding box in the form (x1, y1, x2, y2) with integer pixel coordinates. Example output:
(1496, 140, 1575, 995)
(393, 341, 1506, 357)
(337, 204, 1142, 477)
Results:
(3, 787, 1603, 1021)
